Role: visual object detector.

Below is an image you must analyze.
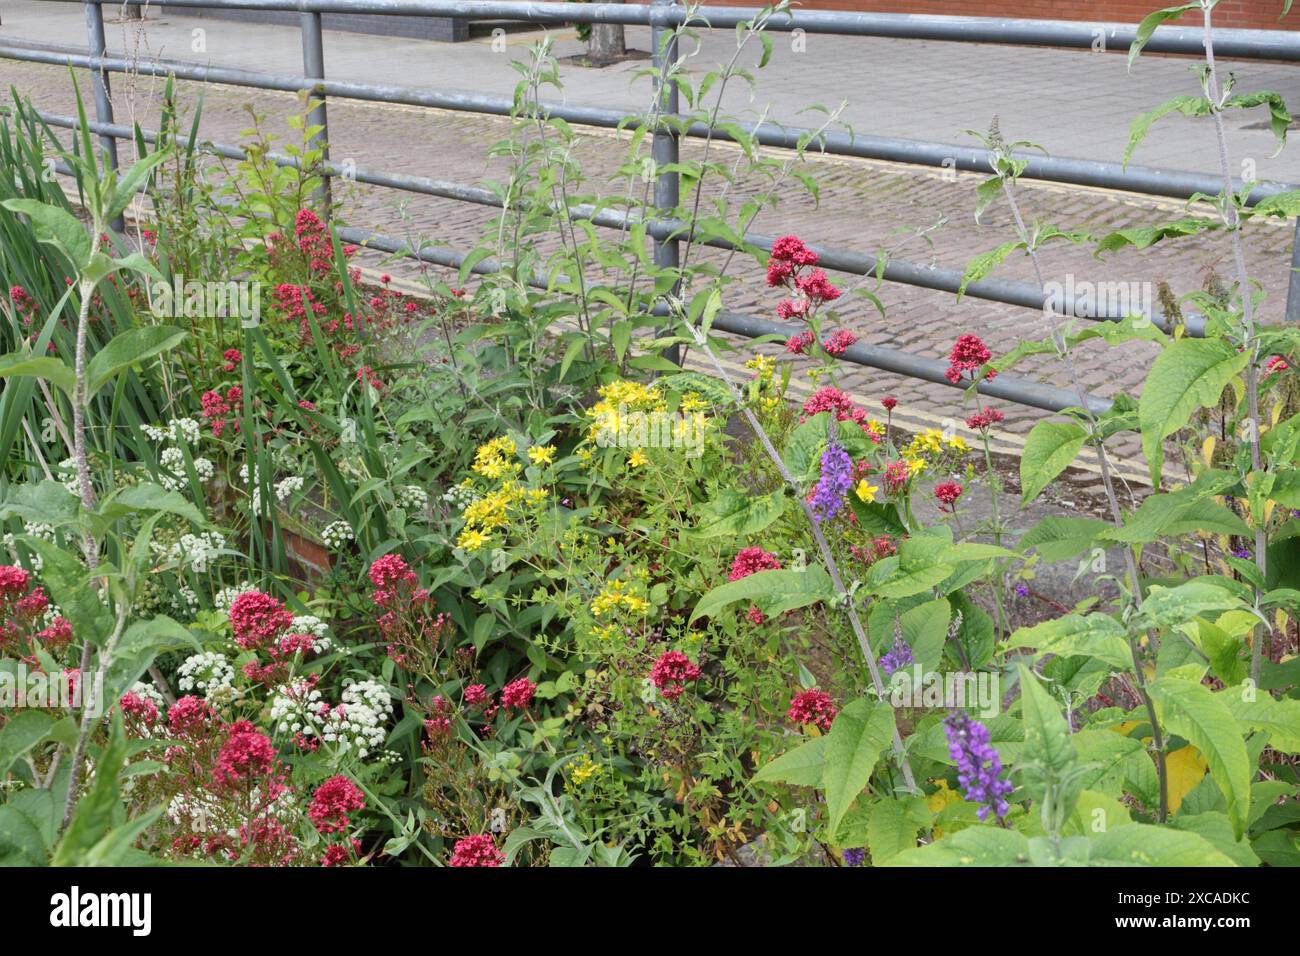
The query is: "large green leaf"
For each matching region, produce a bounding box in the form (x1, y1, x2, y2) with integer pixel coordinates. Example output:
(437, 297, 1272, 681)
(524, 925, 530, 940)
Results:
(866, 794, 930, 864)
(1004, 614, 1133, 671)
(689, 566, 833, 623)
(85, 326, 187, 398)
(1127, 4, 1198, 71)
(821, 698, 896, 838)
(1134, 580, 1250, 631)
(1016, 665, 1078, 805)
(1018, 516, 1112, 561)
(1138, 339, 1249, 487)
(1020, 421, 1088, 504)
(1088, 823, 1237, 866)
(1150, 677, 1252, 839)
(0, 711, 55, 776)
(886, 825, 1031, 866)
(0, 198, 91, 267)
(690, 489, 785, 539)
(751, 737, 826, 787)
(0, 354, 75, 395)
(1223, 692, 1300, 754)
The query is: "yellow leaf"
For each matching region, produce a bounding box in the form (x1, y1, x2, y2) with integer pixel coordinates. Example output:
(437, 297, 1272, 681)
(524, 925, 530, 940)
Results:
(1201, 436, 1216, 469)
(1165, 745, 1209, 814)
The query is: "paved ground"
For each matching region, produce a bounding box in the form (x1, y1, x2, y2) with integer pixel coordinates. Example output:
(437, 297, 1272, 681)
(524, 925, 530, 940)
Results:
(2, 1, 1298, 470)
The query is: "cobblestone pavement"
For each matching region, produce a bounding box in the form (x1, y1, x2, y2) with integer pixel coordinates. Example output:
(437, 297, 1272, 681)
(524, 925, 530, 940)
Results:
(3, 3, 1299, 474)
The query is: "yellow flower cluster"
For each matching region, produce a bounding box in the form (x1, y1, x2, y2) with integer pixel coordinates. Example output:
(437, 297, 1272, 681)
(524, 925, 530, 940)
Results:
(744, 355, 784, 414)
(472, 436, 521, 480)
(569, 754, 603, 786)
(591, 578, 650, 618)
(585, 380, 666, 441)
(457, 479, 527, 551)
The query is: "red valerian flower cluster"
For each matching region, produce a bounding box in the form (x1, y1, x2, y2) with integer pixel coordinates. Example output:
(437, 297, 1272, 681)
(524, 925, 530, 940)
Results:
(934, 481, 965, 510)
(945, 334, 997, 385)
(650, 650, 702, 700)
(367, 554, 452, 673)
(450, 833, 504, 867)
(501, 677, 536, 711)
(230, 590, 296, 652)
(212, 719, 277, 788)
(882, 460, 912, 495)
(766, 235, 843, 323)
(850, 535, 899, 567)
(966, 407, 1005, 431)
(221, 348, 242, 373)
(308, 775, 366, 834)
(200, 385, 243, 437)
(787, 689, 838, 732)
(0, 565, 73, 659)
(801, 387, 880, 441)
(728, 547, 782, 624)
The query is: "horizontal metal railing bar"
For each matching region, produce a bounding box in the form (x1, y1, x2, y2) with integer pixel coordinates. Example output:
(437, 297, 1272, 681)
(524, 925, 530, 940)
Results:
(3, 40, 1287, 210)
(335, 226, 1112, 414)
(31, 108, 1206, 336)
(38, 0, 1300, 61)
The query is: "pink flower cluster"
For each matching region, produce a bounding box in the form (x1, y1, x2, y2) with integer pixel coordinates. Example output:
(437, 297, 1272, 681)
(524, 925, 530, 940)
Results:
(367, 554, 452, 671)
(308, 775, 366, 834)
(212, 719, 277, 789)
(787, 689, 837, 732)
(650, 650, 702, 700)
(766, 235, 843, 323)
(450, 834, 504, 867)
(966, 407, 1004, 431)
(800, 387, 880, 440)
(945, 334, 997, 385)
(935, 481, 964, 509)
(0, 565, 73, 659)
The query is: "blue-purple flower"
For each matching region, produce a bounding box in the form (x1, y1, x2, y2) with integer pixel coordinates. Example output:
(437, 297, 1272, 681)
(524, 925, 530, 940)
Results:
(810, 442, 852, 523)
(944, 710, 1014, 822)
(842, 847, 866, 867)
(881, 636, 913, 677)
(1230, 546, 1251, 560)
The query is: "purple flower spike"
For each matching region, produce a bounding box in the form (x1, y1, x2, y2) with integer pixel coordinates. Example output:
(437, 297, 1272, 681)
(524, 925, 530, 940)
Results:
(881, 636, 913, 677)
(944, 710, 1014, 822)
(811, 442, 852, 523)
(842, 847, 866, 867)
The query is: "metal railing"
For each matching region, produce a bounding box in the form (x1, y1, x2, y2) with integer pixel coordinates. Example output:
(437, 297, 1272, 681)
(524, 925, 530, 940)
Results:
(5, 0, 1300, 415)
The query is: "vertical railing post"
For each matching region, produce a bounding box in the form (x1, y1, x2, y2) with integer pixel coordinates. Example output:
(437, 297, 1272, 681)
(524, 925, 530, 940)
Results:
(651, 0, 681, 365)
(299, 11, 332, 215)
(83, 1, 123, 231)
(1286, 219, 1300, 324)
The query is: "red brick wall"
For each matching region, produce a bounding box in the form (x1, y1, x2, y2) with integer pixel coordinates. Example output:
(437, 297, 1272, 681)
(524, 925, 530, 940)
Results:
(703, 1, 1298, 32)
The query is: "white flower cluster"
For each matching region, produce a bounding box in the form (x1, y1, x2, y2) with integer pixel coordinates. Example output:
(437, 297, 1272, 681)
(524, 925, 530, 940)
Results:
(289, 614, 333, 654)
(213, 582, 251, 614)
(238, 463, 264, 513)
(143, 418, 201, 445)
(3, 522, 54, 572)
(397, 484, 429, 511)
(442, 482, 477, 510)
(321, 520, 354, 550)
(158, 447, 215, 492)
(275, 476, 304, 502)
(268, 677, 392, 759)
(177, 651, 236, 702)
(57, 458, 79, 495)
(165, 530, 227, 574)
(169, 584, 200, 619)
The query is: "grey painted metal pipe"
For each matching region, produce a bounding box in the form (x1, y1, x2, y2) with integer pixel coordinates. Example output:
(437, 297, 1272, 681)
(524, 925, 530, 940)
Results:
(30, 108, 1205, 337)
(299, 10, 333, 213)
(31, 0, 1300, 60)
(80, 2, 122, 230)
(337, 227, 1110, 414)
(651, 0, 681, 365)
(3, 40, 1288, 208)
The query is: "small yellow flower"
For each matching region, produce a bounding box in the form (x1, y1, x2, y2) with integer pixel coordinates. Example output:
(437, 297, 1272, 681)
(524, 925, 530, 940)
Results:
(457, 528, 492, 551)
(628, 449, 649, 468)
(578, 447, 595, 465)
(854, 480, 878, 503)
(680, 393, 707, 414)
(906, 457, 928, 476)
(528, 445, 556, 465)
(946, 436, 970, 453)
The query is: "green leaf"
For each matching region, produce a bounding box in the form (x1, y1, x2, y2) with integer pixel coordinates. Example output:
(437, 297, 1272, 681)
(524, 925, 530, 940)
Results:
(107, 148, 171, 220)
(751, 737, 826, 787)
(0, 198, 91, 267)
(821, 698, 896, 838)
(0, 353, 76, 395)
(1127, 5, 1198, 70)
(1138, 338, 1249, 487)
(887, 825, 1031, 866)
(85, 326, 187, 397)
(866, 794, 930, 864)
(1222, 691, 1300, 754)
(689, 567, 833, 623)
(1016, 664, 1079, 804)
(1150, 677, 1252, 840)
(1088, 823, 1237, 866)
(690, 489, 785, 539)
(1134, 580, 1250, 631)
(1020, 421, 1088, 504)
(1124, 95, 1210, 166)
(1004, 614, 1133, 671)
(959, 239, 1023, 298)
(0, 711, 55, 775)
(1018, 516, 1111, 561)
